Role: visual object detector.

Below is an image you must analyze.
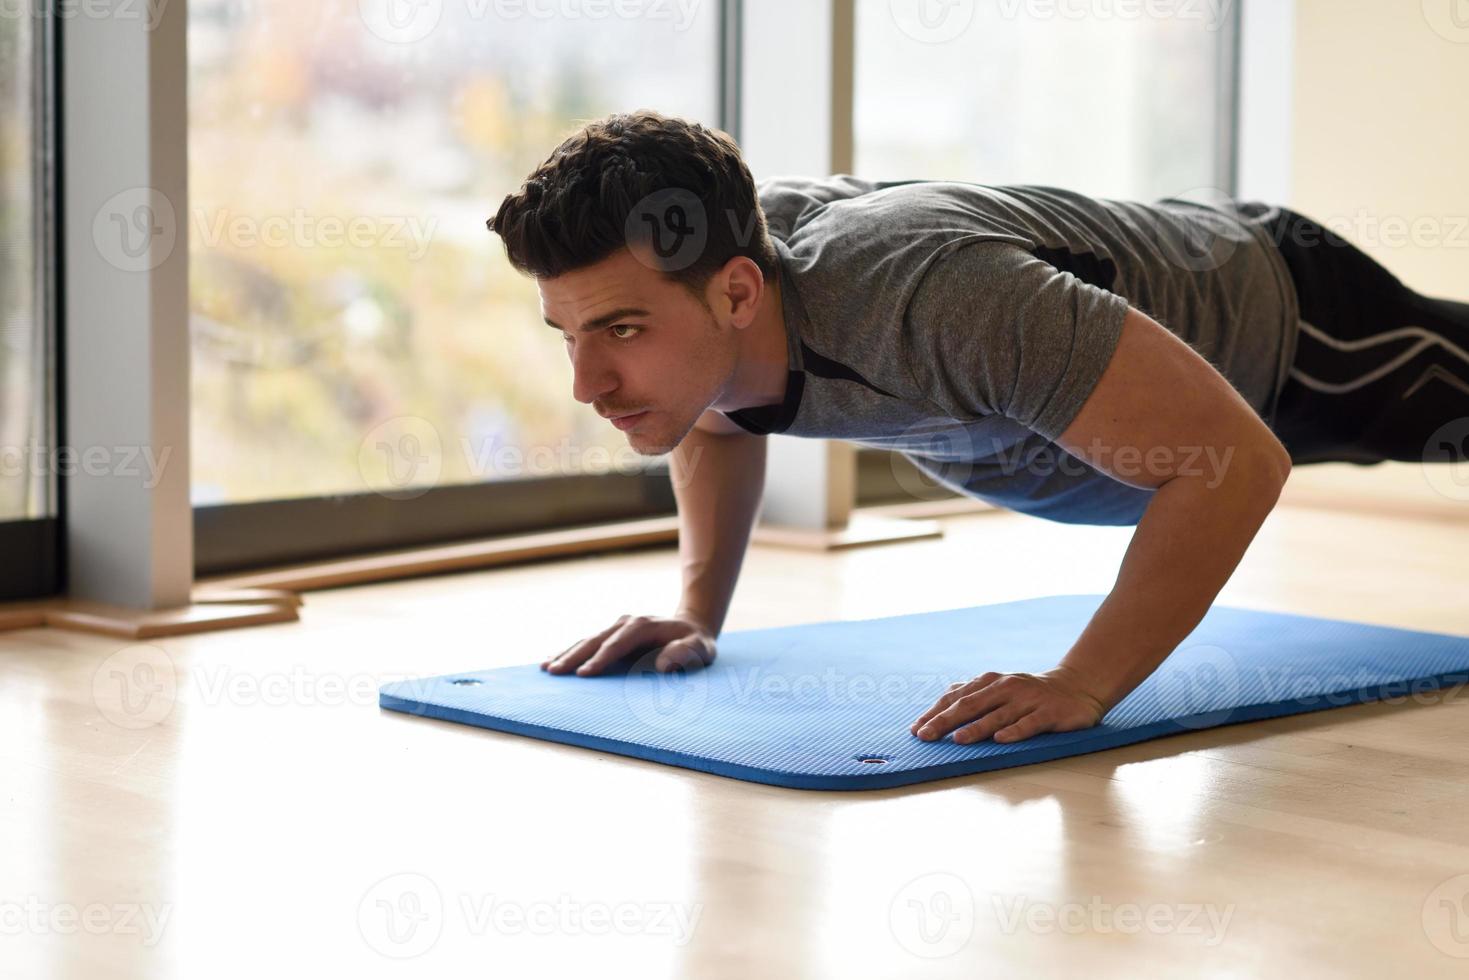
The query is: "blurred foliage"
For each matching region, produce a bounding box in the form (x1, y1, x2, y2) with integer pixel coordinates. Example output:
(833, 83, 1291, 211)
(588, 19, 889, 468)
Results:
(188, 0, 716, 503)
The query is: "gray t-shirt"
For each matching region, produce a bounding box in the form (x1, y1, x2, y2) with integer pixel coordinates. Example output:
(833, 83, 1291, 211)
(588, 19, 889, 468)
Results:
(720, 175, 1301, 526)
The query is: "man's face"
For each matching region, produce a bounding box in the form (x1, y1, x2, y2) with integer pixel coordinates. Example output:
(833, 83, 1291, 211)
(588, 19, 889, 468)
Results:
(539, 246, 739, 456)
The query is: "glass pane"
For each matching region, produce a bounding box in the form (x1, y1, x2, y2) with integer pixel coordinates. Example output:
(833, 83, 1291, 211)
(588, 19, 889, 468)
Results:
(856, 1, 1228, 198)
(0, 8, 49, 522)
(188, 1, 719, 505)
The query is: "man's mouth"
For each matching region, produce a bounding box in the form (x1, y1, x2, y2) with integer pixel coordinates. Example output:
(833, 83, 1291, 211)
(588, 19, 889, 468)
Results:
(609, 411, 648, 431)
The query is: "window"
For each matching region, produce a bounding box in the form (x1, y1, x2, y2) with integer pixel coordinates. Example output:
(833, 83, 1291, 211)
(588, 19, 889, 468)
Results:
(0, 7, 57, 598)
(188, 0, 723, 570)
(188, 0, 720, 506)
(855, 2, 1236, 198)
(852, 1, 1238, 506)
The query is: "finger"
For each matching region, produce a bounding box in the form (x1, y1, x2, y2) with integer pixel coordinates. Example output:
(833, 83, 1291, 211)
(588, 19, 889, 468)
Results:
(910, 684, 977, 734)
(577, 617, 677, 676)
(910, 673, 999, 733)
(993, 709, 1047, 743)
(653, 638, 712, 673)
(915, 687, 1008, 741)
(953, 703, 1033, 745)
(544, 617, 628, 673)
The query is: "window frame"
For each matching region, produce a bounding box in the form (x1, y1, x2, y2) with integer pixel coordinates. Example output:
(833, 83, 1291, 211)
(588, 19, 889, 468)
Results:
(191, 0, 741, 576)
(0, 8, 61, 600)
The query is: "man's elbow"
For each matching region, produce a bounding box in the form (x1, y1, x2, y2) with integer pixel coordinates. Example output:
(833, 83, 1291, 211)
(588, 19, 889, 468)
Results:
(1231, 433, 1292, 498)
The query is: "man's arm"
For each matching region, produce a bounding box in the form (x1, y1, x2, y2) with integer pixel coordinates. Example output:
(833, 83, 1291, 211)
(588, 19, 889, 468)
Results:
(561, 410, 764, 676)
(914, 306, 1292, 743)
(671, 410, 767, 637)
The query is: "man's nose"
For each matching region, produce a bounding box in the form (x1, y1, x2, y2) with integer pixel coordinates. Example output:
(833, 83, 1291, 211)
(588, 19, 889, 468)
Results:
(569, 346, 617, 406)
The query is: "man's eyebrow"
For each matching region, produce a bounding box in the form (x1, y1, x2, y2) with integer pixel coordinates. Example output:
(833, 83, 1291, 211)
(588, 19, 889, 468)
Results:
(543, 307, 651, 334)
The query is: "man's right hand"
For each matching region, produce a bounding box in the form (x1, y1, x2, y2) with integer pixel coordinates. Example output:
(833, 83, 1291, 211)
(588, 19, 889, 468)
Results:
(541, 614, 718, 677)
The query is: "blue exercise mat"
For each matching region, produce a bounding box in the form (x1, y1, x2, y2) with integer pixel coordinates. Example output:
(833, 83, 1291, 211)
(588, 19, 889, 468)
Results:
(378, 594, 1469, 790)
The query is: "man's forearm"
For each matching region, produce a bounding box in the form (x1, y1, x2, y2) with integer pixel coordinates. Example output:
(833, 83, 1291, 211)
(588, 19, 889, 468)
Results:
(670, 427, 767, 637)
(1054, 449, 1290, 712)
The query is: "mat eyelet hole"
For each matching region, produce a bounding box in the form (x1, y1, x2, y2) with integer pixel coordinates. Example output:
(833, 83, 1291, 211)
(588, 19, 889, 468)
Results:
(856, 756, 889, 764)
(449, 678, 483, 686)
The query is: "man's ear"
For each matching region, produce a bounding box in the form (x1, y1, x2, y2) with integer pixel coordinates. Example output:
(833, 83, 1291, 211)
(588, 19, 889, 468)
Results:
(716, 256, 765, 329)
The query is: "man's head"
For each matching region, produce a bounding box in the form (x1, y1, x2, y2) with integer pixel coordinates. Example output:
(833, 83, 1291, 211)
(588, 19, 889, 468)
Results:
(487, 110, 780, 455)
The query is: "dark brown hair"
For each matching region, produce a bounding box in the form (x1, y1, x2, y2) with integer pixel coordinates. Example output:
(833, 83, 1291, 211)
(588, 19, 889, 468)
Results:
(487, 110, 779, 295)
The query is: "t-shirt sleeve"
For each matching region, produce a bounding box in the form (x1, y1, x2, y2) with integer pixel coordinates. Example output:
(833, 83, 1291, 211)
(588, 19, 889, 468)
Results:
(903, 241, 1132, 443)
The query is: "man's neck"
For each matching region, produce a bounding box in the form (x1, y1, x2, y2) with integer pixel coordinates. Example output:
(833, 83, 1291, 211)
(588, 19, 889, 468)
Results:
(716, 273, 790, 413)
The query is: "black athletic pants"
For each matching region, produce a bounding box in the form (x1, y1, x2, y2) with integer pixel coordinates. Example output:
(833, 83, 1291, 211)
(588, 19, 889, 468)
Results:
(1258, 206, 1469, 467)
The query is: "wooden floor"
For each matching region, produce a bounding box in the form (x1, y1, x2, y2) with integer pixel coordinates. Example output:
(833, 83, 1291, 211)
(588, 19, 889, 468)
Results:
(3, 488, 1468, 978)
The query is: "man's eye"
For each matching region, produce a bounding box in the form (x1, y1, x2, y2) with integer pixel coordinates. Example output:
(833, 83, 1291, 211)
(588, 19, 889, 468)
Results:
(610, 324, 642, 341)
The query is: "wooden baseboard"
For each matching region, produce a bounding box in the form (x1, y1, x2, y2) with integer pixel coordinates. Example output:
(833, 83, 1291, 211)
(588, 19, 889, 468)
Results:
(860, 496, 996, 520)
(0, 501, 984, 634)
(0, 591, 300, 639)
(200, 516, 683, 593)
(750, 513, 944, 550)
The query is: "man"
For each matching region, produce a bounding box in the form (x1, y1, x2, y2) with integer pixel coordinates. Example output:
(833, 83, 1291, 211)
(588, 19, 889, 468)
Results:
(487, 110, 1469, 746)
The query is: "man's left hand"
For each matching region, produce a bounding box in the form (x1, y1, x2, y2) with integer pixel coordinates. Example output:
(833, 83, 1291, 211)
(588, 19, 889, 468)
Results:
(910, 667, 1108, 745)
